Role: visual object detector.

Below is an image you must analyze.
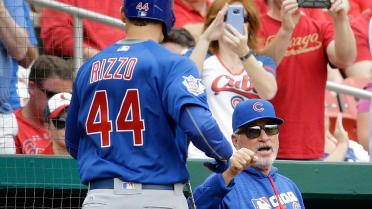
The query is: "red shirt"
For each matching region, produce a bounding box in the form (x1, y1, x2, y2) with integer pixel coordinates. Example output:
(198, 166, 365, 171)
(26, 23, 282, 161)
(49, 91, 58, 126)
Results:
(348, 0, 372, 18)
(13, 108, 53, 155)
(253, 0, 329, 22)
(174, 0, 209, 27)
(259, 14, 334, 159)
(350, 10, 372, 62)
(40, 0, 125, 58)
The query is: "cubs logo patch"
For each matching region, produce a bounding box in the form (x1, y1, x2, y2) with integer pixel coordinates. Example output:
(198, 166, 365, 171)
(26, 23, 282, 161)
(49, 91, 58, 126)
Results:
(182, 75, 205, 96)
(253, 102, 264, 112)
(231, 96, 244, 109)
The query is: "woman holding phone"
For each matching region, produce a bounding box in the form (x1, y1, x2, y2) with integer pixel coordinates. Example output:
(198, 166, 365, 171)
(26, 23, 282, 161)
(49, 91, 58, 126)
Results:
(188, 0, 278, 158)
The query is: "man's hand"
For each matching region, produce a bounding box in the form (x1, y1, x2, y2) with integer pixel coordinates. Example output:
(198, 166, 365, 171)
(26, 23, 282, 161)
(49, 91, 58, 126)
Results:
(333, 113, 349, 146)
(222, 148, 258, 185)
(280, 0, 300, 33)
(327, 0, 348, 21)
(199, 4, 228, 42)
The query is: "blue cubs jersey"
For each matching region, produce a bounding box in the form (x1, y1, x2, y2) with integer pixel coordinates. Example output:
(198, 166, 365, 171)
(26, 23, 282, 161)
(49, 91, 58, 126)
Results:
(66, 39, 228, 185)
(191, 166, 305, 209)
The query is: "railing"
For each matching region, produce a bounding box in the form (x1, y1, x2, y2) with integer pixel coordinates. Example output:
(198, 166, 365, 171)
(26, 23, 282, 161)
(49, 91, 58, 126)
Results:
(27, 0, 372, 161)
(26, 0, 125, 71)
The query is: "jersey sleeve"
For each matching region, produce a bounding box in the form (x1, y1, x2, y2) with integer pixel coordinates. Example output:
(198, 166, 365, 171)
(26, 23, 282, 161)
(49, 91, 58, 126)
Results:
(190, 173, 234, 209)
(65, 83, 80, 159)
(162, 58, 209, 122)
(256, 55, 277, 77)
(179, 105, 232, 160)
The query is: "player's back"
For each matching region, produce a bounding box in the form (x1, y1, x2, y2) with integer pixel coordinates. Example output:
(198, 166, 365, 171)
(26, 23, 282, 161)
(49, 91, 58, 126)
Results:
(69, 39, 207, 185)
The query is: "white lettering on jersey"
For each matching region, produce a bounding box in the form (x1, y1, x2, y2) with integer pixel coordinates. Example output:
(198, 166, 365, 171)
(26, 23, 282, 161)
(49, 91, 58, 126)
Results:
(211, 74, 258, 98)
(182, 75, 206, 96)
(253, 192, 301, 209)
(90, 57, 137, 84)
(269, 195, 279, 208)
(280, 193, 291, 204)
(287, 192, 298, 202)
(90, 61, 101, 83)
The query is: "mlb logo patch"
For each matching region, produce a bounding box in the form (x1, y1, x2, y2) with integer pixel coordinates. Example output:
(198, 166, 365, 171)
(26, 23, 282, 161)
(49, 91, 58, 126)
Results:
(122, 182, 135, 190)
(118, 46, 130, 52)
(251, 197, 272, 209)
(138, 11, 147, 17)
(182, 75, 206, 96)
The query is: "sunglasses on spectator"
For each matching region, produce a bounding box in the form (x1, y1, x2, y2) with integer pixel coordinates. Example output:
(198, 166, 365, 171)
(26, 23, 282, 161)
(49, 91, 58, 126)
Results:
(51, 117, 66, 129)
(238, 124, 279, 139)
(37, 85, 59, 99)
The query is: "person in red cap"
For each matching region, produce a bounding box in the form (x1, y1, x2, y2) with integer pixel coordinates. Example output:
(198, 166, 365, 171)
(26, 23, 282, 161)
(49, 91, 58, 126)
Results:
(44, 92, 72, 155)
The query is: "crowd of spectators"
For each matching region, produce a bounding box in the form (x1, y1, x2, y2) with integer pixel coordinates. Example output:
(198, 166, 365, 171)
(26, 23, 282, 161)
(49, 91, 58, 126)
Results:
(0, 0, 371, 165)
(1, 0, 372, 208)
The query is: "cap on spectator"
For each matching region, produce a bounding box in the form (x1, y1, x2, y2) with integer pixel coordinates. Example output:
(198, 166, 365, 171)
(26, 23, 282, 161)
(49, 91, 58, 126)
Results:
(44, 92, 72, 119)
(232, 99, 283, 132)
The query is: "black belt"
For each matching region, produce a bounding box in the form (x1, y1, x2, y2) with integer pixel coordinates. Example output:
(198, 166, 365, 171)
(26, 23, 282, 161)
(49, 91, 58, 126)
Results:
(89, 179, 174, 190)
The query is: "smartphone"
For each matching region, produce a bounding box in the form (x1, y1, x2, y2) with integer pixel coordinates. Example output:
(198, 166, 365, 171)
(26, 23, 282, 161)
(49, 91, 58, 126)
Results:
(225, 5, 244, 35)
(297, 0, 331, 9)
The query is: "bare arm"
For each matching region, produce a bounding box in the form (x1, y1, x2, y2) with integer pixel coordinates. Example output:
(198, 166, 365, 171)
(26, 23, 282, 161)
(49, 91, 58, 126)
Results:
(18, 44, 39, 68)
(0, 0, 30, 61)
(326, 0, 357, 69)
(256, 0, 300, 66)
(345, 61, 372, 78)
(357, 112, 370, 152)
(324, 114, 349, 162)
(189, 5, 228, 75)
(225, 24, 277, 100)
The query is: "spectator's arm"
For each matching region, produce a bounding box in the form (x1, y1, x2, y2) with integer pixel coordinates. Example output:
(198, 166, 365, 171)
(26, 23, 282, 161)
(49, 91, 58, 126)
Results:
(324, 113, 349, 162)
(225, 25, 277, 100)
(18, 44, 39, 68)
(256, 0, 300, 66)
(189, 5, 228, 75)
(357, 111, 370, 152)
(345, 61, 372, 78)
(0, 0, 30, 61)
(326, 0, 357, 69)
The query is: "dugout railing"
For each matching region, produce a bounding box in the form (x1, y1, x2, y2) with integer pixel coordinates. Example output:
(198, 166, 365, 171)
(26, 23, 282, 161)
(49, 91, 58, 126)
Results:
(1, 154, 372, 208)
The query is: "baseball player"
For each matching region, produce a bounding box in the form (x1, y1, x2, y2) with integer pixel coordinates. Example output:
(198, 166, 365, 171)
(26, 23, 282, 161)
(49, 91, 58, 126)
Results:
(65, 0, 233, 208)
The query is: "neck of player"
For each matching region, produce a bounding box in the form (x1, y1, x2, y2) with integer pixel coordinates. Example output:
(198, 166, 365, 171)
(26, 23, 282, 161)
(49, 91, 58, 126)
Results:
(125, 24, 164, 43)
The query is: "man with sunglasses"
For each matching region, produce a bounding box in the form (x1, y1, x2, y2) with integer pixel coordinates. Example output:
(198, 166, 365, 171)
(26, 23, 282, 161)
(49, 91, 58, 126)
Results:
(44, 92, 71, 155)
(190, 99, 305, 209)
(13, 55, 74, 154)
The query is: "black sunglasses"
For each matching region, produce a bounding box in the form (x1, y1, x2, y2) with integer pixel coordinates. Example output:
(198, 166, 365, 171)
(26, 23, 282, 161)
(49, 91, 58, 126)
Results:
(51, 117, 66, 129)
(37, 85, 59, 99)
(239, 124, 279, 139)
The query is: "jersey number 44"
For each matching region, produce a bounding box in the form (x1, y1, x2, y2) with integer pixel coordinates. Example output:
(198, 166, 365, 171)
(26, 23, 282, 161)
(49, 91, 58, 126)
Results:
(85, 89, 145, 147)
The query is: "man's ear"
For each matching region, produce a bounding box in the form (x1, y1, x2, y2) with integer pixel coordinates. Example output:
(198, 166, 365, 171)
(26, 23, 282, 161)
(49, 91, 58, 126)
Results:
(28, 80, 36, 96)
(231, 134, 240, 150)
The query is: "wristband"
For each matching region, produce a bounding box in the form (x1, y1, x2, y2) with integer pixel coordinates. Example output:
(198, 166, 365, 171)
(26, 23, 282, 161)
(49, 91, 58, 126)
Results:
(240, 50, 254, 61)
